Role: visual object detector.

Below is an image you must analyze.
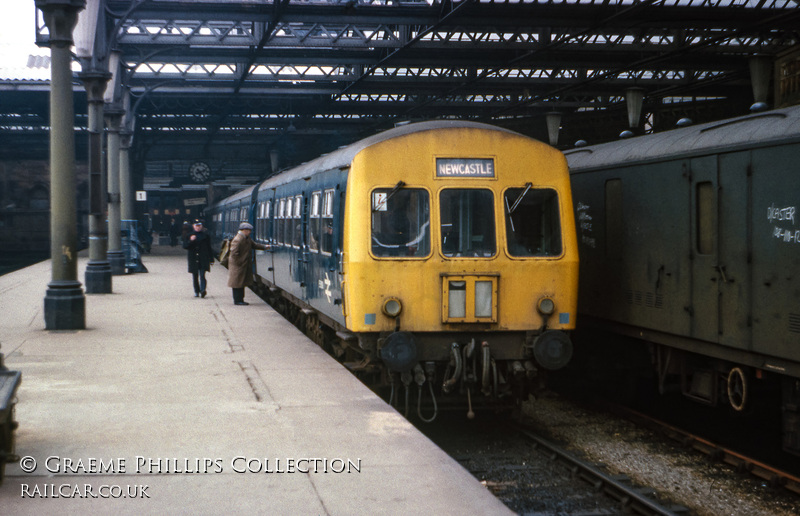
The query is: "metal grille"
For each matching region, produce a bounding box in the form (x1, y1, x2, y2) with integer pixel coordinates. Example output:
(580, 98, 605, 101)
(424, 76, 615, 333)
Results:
(789, 313, 800, 334)
(626, 290, 664, 309)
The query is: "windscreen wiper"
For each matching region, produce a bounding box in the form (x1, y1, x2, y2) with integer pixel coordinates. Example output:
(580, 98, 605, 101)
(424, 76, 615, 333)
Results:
(508, 182, 532, 214)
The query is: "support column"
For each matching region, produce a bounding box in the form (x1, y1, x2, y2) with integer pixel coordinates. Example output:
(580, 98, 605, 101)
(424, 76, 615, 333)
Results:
(38, 0, 86, 330)
(105, 108, 125, 275)
(80, 71, 112, 293)
(119, 129, 137, 272)
(120, 130, 134, 224)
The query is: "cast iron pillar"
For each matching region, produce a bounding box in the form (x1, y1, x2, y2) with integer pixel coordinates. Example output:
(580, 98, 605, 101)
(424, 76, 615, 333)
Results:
(80, 71, 112, 292)
(120, 128, 137, 272)
(105, 108, 125, 274)
(120, 129, 134, 229)
(38, 0, 87, 330)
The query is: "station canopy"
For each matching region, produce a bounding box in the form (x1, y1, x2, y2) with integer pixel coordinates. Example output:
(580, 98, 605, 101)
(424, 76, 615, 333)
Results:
(3, 0, 800, 186)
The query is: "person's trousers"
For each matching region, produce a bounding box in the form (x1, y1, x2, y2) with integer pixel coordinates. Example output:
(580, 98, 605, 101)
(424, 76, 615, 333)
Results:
(232, 287, 245, 303)
(192, 271, 207, 294)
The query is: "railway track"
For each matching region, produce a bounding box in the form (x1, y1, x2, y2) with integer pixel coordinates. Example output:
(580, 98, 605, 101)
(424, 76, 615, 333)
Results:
(418, 410, 693, 515)
(511, 424, 689, 516)
(419, 393, 800, 515)
(602, 403, 800, 497)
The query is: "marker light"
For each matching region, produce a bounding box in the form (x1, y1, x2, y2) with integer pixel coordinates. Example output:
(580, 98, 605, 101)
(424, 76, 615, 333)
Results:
(537, 297, 555, 316)
(382, 298, 403, 318)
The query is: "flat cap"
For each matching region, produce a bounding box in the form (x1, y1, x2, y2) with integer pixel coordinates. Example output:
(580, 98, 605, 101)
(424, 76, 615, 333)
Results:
(239, 222, 254, 230)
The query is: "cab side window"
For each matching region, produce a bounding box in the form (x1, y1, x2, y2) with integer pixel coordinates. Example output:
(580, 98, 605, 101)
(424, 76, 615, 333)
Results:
(321, 189, 335, 255)
(309, 191, 321, 252)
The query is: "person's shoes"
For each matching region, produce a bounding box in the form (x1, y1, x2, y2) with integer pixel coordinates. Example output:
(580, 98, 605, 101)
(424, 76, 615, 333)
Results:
(201, 291, 207, 298)
(234, 301, 249, 306)
(194, 292, 200, 297)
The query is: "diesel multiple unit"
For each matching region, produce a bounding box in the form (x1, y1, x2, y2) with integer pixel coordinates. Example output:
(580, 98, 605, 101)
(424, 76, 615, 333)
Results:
(207, 121, 579, 419)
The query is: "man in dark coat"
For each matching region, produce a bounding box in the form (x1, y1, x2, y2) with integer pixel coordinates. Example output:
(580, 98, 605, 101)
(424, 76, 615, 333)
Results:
(227, 222, 269, 305)
(183, 219, 214, 297)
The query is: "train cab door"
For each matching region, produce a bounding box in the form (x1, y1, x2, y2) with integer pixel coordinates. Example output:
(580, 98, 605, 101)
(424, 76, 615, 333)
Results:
(303, 188, 335, 306)
(299, 184, 344, 325)
(689, 156, 721, 344)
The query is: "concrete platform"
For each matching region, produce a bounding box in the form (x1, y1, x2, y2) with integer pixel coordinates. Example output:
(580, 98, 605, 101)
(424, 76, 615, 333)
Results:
(0, 246, 512, 515)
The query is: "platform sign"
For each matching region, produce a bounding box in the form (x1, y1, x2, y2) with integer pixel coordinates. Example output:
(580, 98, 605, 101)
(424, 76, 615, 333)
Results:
(136, 190, 147, 201)
(436, 158, 495, 178)
(184, 197, 206, 206)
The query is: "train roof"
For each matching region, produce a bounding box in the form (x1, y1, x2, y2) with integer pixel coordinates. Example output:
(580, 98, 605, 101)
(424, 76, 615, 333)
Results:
(207, 183, 256, 212)
(257, 120, 522, 192)
(226, 184, 257, 201)
(565, 105, 800, 172)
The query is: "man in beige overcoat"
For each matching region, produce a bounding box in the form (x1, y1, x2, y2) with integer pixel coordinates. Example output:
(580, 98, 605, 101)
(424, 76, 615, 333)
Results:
(227, 222, 269, 305)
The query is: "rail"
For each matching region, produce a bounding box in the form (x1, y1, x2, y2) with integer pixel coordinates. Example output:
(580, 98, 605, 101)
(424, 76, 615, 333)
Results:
(605, 404, 800, 496)
(512, 424, 689, 516)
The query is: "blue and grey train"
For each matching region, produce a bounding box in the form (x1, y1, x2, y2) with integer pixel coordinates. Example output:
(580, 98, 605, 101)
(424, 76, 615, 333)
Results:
(207, 121, 580, 419)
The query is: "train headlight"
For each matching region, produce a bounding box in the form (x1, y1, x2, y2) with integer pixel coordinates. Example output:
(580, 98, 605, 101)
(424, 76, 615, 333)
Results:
(537, 297, 555, 316)
(382, 297, 403, 318)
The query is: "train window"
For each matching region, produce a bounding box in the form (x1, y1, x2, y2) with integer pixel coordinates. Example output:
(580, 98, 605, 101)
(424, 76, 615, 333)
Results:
(309, 191, 321, 252)
(440, 189, 495, 258)
(504, 187, 562, 257)
(277, 198, 286, 245)
(696, 182, 714, 255)
(321, 189, 335, 255)
(256, 202, 264, 241)
(293, 194, 303, 248)
(284, 197, 294, 247)
(371, 188, 431, 258)
(265, 200, 271, 242)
